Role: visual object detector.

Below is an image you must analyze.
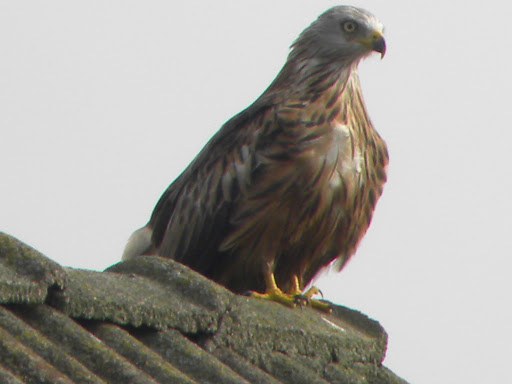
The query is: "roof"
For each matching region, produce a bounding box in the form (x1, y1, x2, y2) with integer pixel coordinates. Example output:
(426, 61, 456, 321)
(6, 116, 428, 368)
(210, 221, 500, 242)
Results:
(0, 232, 408, 384)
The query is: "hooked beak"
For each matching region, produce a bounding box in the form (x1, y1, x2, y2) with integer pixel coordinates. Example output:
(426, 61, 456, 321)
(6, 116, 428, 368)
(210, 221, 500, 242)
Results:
(356, 30, 386, 58)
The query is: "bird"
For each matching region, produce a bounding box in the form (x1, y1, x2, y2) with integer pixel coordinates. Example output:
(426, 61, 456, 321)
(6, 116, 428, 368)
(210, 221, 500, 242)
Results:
(123, 6, 388, 311)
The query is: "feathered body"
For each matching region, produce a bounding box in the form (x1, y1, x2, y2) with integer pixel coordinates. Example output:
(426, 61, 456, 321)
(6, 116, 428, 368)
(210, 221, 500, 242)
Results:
(123, 6, 388, 295)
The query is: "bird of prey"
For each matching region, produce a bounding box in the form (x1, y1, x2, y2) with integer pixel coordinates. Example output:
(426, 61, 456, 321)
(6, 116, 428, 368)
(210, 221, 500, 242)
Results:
(123, 6, 388, 311)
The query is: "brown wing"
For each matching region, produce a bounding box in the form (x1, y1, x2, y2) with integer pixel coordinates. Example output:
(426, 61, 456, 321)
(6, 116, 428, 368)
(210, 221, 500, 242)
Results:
(148, 94, 282, 280)
(148, 85, 338, 291)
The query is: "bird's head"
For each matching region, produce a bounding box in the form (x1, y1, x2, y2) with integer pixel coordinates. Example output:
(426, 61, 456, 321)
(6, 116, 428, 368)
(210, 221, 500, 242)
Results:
(291, 6, 385, 63)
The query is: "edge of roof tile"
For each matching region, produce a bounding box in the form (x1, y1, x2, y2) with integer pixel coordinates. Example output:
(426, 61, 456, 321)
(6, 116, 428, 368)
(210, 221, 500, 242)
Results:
(0, 231, 410, 383)
(46, 256, 236, 333)
(0, 232, 67, 305)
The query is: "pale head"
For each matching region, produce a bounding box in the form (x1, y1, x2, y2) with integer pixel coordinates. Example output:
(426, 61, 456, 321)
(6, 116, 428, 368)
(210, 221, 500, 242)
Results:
(290, 6, 385, 63)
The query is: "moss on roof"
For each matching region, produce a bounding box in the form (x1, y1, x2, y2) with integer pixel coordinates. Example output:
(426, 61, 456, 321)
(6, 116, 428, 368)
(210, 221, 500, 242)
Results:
(0, 232, 408, 384)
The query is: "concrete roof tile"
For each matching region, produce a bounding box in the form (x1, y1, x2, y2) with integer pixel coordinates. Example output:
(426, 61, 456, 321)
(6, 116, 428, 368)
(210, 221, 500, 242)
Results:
(0, 232, 408, 384)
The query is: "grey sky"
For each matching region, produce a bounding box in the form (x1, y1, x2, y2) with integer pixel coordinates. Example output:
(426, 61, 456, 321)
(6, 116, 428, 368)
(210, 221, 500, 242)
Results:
(1, 1, 511, 383)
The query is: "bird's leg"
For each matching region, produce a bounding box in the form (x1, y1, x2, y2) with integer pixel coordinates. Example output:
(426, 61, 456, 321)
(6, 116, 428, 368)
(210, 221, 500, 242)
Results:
(249, 271, 298, 308)
(288, 275, 309, 306)
(288, 275, 302, 295)
(248, 271, 332, 312)
(288, 275, 333, 313)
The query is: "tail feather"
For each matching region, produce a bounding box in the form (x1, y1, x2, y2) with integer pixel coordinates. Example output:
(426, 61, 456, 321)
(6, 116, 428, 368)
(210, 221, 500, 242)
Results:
(122, 225, 154, 260)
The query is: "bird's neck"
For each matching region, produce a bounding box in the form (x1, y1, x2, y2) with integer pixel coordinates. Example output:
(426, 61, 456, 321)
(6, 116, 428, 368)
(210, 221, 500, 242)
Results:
(269, 56, 360, 103)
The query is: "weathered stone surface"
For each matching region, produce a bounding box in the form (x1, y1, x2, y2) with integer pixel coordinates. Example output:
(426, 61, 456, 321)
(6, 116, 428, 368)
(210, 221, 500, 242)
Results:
(138, 328, 249, 384)
(0, 232, 67, 304)
(11, 304, 159, 384)
(212, 347, 283, 384)
(0, 232, 408, 383)
(202, 296, 390, 383)
(87, 323, 195, 384)
(0, 305, 106, 384)
(49, 260, 231, 333)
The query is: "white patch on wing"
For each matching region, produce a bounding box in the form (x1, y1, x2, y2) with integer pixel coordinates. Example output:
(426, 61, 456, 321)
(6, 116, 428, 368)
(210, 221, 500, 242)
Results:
(221, 171, 233, 201)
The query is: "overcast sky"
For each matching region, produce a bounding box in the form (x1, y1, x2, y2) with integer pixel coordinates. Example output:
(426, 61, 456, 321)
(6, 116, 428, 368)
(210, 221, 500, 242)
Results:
(1, 1, 511, 383)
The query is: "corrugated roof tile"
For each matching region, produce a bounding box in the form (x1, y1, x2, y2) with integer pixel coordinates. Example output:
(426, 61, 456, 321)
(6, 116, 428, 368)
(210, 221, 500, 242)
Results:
(0, 233, 66, 305)
(0, 232, 408, 384)
(0, 305, 106, 384)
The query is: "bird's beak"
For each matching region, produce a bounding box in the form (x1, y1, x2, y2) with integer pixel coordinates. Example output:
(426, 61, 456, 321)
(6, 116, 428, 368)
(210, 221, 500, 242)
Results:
(356, 30, 386, 58)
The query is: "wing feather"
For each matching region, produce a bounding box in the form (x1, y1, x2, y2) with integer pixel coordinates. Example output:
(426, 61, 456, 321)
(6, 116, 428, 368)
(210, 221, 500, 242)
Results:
(148, 95, 280, 277)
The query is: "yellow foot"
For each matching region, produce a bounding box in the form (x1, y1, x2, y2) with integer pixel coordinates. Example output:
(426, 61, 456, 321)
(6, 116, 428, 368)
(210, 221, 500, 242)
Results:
(289, 278, 333, 313)
(247, 272, 333, 312)
(307, 297, 333, 312)
(249, 288, 298, 308)
(294, 286, 333, 313)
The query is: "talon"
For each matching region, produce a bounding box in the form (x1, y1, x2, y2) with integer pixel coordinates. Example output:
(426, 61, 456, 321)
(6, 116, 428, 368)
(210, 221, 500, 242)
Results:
(293, 294, 309, 307)
(296, 283, 332, 312)
(303, 286, 321, 299)
(247, 272, 333, 312)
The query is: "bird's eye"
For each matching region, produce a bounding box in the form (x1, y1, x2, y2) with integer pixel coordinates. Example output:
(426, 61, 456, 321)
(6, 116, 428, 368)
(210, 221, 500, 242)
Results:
(343, 21, 356, 33)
